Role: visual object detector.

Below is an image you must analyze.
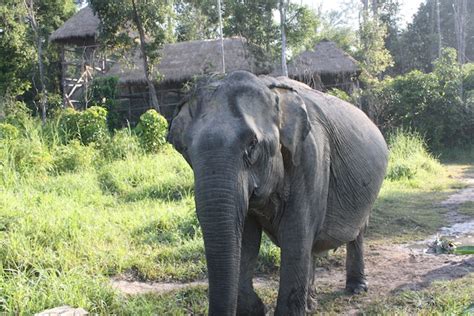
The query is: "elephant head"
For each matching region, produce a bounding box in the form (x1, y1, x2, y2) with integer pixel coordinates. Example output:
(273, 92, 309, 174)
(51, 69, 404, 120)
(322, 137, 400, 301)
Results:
(168, 71, 311, 315)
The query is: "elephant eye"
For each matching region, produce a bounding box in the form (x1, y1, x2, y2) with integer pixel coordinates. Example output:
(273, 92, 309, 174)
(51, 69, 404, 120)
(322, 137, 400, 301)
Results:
(244, 137, 258, 166)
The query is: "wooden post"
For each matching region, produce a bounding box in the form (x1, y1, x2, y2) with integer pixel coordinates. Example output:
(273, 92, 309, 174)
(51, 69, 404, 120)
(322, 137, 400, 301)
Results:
(61, 46, 67, 108)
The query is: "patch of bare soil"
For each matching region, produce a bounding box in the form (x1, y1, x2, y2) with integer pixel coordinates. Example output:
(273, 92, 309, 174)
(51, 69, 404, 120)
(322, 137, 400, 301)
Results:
(111, 169, 474, 314)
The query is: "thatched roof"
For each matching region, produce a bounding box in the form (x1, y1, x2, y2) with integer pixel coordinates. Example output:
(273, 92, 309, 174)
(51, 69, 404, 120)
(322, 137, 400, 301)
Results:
(50, 7, 99, 44)
(275, 40, 359, 77)
(106, 37, 271, 84)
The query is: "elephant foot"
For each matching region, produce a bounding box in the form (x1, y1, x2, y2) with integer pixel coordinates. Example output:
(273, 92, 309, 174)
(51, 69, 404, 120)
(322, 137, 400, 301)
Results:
(237, 289, 266, 316)
(345, 279, 368, 295)
(306, 288, 318, 314)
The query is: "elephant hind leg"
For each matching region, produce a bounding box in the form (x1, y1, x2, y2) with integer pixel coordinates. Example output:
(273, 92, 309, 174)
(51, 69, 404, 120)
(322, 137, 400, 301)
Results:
(345, 228, 368, 294)
(237, 215, 265, 316)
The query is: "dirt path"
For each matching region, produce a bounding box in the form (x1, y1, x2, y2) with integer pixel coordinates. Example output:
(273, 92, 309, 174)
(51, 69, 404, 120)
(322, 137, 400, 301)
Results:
(111, 167, 474, 313)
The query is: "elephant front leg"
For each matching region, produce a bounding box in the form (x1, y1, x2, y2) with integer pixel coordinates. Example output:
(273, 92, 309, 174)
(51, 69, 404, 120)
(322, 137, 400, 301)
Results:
(237, 215, 265, 316)
(275, 234, 313, 315)
(345, 229, 368, 294)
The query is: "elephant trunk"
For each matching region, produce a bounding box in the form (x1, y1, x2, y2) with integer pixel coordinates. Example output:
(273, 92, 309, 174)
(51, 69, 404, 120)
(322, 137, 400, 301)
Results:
(194, 153, 246, 315)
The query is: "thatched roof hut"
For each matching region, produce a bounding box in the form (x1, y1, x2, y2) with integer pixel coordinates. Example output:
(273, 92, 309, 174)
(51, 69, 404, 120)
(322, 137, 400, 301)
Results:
(274, 40, 360, 92)
(49, 6, 99, 45)
(288, 40, 359, 77)
(106, 37, 270, 84)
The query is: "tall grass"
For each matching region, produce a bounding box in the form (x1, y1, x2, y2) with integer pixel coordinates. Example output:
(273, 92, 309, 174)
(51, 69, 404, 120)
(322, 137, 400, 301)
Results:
(386, 130, 443, 183)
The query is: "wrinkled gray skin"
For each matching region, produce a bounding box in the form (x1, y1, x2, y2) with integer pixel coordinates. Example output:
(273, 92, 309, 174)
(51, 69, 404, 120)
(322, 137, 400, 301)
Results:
(168, 71, 388, 315)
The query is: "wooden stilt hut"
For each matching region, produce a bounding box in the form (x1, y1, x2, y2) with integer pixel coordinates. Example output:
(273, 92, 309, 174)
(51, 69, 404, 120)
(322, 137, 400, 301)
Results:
(50, 6, 270, 123)
(282, 40, 361, 94)
(49, 7, 106, 109)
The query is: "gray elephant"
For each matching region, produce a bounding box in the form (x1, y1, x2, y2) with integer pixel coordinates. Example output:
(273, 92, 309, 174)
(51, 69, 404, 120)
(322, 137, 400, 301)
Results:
(168, 71, 388, 315)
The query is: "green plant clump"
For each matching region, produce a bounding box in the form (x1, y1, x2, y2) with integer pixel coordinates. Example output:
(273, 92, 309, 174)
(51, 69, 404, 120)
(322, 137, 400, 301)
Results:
(386, 130, 442, 181)
(135, 109, 168, 153)
(58, 106, 109, 145)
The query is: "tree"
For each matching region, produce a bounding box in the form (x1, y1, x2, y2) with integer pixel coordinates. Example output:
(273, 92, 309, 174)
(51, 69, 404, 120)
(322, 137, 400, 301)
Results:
(356, 0, 393, 121)
(0, 1, 35, 97)
(398, 0, 474, 74)
(24, 0, 47, 123)
(174, 0, 318, 67)
(0, 0, 74, 120)
(89, 0, 175, 112)
(279, 0, 289, 76)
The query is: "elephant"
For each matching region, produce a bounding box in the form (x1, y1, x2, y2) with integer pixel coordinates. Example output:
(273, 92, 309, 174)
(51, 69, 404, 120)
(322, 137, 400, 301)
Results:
(168, 70, 388, 315)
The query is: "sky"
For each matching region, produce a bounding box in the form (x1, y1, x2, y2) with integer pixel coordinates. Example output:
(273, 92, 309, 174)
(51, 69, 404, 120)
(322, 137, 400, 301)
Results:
(303, 0, 425, 28)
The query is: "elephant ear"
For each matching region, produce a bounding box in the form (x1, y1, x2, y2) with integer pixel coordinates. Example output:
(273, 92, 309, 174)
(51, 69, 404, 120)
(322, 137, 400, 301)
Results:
(167, 101, 193, 164)
(270, 85, 311, 167)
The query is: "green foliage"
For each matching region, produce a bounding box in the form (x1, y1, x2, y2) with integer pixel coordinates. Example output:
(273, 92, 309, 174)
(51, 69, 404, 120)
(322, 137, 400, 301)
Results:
(385, 130, 442, 181)
(175, 1, 320, 60)
(135, 109, 168, 154)
(52, 140, 96, 174)
(284, 4, 320, 55)
(0, 1, 35, 96)
(327, 88, 352, 103)
(358, 15, 393, 78)
(1, 95, 32, 128)
(396, 0, 474, 73)
(88, 76, 124, 130)
(89, 0, 174, 63)
(0, 123, 19, 140)
(58, 107, 109, 146)
(101, 128, 141, 161)
(374, 48, 471, 148)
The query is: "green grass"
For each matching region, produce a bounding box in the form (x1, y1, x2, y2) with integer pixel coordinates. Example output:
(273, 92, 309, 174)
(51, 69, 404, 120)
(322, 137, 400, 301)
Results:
(364, 275, 474, 315)
(0, 120, 471, 314)
(459, 201, 474, 217)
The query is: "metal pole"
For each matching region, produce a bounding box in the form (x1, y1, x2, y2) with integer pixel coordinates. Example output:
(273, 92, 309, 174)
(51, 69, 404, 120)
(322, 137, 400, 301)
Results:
(217, 0, 225, 73)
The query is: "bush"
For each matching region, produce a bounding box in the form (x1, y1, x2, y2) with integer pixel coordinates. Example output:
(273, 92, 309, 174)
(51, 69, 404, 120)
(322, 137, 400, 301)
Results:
(79, 106, 109, 145)
(135, 109, 168, 153)
(7, 138, 53, 176)
(375, 48, 471, 149)
(386, 130, 442, 181)
(327, 88, 352, 103)
(1, 96, 32, 128)
(52, 140, 96, 174)
(0, 123, 19, 140)
(88, 76, 124, 130)
(58, 106, 109, 146)
(101, 128, 141, 161)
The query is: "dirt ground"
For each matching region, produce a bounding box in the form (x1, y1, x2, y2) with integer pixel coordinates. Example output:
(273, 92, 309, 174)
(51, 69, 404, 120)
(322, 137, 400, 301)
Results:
(111, 168, 474, 314)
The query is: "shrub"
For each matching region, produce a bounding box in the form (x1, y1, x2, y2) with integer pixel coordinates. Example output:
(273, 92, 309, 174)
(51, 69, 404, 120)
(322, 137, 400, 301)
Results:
(101, 128, 141, 161)
(8, 138, 53, 176)
(88, 76, 124, 130)
(386, 130, 442, 181)
(1, 96, 32, 128)
(0, 123, 19, 140)
(52, 140, 96, 174)
(58, 108, 81, 142)
(327, 88, 352, 103)
(79, 106, 109, 145)
(135, 109, 168, 153)
(58, 106, 109, 146)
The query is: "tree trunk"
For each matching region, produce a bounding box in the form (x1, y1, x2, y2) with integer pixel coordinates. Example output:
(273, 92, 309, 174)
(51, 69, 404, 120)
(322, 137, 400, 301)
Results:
(25, 0, 47, 124)
(37, 35, 47, 124)
(131, 0, 160, 112)
(454, 0, 467, 64)
(436, 0, 442, 58)
(279, 0, 288, 77)
(454, 0, 467, 97)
